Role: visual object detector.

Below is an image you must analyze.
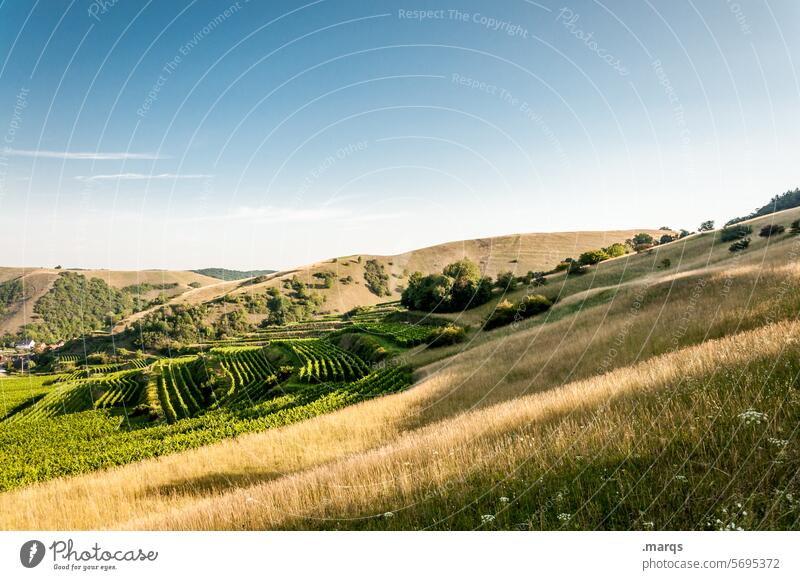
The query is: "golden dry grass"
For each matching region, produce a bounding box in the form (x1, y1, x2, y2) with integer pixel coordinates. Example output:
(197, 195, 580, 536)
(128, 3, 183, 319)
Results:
(2, 210, 799, 530)
(226, 228, 667, 314)
(118, 317, 797, 530)
(2, 225, 799, 529)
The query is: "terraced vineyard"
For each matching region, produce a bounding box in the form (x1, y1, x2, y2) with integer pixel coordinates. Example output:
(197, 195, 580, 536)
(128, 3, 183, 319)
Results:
(0, 365, 412, 491)
(213, 347, 278, 406)
(9, 369, 147, 422)
(157, 357, 210, 422)
(0, 301, 428, 491)
(279, 338, 370, 383)
(93, 370, 147, 410)
(351, 321, 441, 347)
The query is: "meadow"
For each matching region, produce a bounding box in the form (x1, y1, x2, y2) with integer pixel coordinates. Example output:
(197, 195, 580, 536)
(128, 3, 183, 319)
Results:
(0, 208, 798, 530)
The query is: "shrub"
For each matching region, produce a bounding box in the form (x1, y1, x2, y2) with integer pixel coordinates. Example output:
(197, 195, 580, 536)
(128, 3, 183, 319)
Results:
(791, 220, 800, 235)
(578, 249, 610, 266)
(604, 243, 627, 258)
(428, 324, 466, 347)
(364, 260, 391, 296)
(632, 233, 654, 245)
(720, 224, 752, 242)
(699, 220, 715, 232)
(188, 282, 202, 289)
(679, 229, 692, 239)
(659, 234, 676, 245)
(567, 261, 588, 276)
(660, 258, 671, 269)
(313, 270, 337, 288)
(729, 238, 751, 252)
(554, 261, 571, 272)
(484, 294, 552, 330)
(759, 224, 785, 238)
(524, 271, 547, 286)
(495, 271, 518, 290)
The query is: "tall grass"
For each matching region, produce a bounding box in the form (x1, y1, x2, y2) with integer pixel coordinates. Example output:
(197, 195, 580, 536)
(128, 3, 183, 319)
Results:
(2, 209, 800, 530)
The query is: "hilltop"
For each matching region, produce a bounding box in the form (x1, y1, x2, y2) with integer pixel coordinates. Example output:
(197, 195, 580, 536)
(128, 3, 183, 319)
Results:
(0, 204, 798, 530)
(0, 228, 666, 341)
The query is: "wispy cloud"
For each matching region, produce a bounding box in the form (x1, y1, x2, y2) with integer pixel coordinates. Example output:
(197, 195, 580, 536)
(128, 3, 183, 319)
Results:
(6, 148, 164, 160)
(76, 173, 213, 182)
(176, 205, 405, 225)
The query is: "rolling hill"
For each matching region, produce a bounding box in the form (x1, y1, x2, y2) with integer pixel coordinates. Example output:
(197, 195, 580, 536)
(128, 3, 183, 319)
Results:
(1, 229, 666, 340)
(114, 228, 669, 333)
(0, 268, 221, 340)
(1, 208, 798, 530)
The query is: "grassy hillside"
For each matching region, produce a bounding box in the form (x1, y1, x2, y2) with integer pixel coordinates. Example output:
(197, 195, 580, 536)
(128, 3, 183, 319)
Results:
(0, 210, 797, 530)
(223, 228, 668, 316)
(2, 229, 662, 341)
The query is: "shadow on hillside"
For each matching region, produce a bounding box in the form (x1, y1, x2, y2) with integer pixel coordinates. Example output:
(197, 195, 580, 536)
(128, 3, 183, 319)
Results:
(149, 471, 281, 498)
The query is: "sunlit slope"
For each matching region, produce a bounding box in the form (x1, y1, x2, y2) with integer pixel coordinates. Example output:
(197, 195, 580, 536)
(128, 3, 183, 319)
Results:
(2, 211, 798, 530)
(224, 228, 668, 314)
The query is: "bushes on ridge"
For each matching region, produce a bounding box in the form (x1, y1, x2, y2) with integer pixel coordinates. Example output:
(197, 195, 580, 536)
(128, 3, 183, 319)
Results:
(401, 259, 493, 313)
(720, 224, 752, 242)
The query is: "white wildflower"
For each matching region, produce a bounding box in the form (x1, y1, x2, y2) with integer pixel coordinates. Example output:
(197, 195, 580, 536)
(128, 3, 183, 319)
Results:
(481, 514, 496, 523)
(738, 409, 767, 425)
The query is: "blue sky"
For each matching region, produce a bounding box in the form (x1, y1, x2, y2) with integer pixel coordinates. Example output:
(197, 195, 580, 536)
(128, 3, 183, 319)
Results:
(0, 0, 798, 270)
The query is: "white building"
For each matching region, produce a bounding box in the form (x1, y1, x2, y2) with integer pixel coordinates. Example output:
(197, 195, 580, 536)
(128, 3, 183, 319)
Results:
(14, 339, 35, 350)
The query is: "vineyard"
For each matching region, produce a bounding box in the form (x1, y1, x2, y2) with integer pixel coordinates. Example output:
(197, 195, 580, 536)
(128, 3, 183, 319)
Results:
(0, 300, 445, 491)
(279, 339, 370, 383)
(350, 321, 441, 347)
(0, 365, 411, 492)
(8, 369, 147, 422)
(0, 374, 54, 419)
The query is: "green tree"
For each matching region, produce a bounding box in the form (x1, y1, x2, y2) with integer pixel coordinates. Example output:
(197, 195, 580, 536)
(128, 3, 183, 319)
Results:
(699, 220, 715, 232)
(659, 234, 676, 245)
(604, 243, 627, 258)
(495, 271, 518, 290)
(578, 249, 610, 265)
(720, 224, 752, 242)
(401, 259, 492, 313)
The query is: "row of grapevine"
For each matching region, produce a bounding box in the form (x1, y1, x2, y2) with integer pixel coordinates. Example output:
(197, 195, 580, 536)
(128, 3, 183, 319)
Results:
(9, 370, 149, 421)
(0, 375, 55, 420)
(0, 365, 413, 492)
(157, 358, 209, 422)
(352, 322, 440, 347)
(10, 381, 94, 422)
(281, 339, 370, 383)
(93, 370, 146, 409)
(214, 347, 278, 406)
